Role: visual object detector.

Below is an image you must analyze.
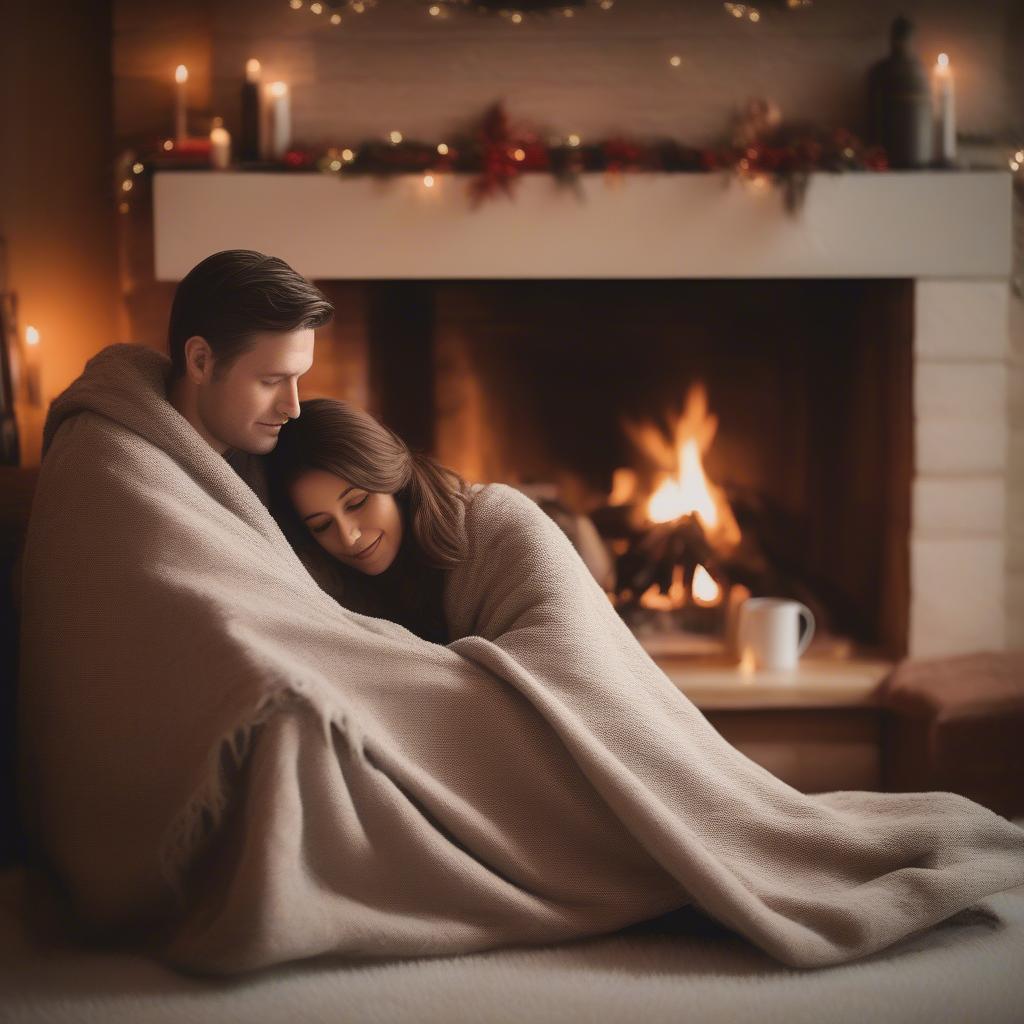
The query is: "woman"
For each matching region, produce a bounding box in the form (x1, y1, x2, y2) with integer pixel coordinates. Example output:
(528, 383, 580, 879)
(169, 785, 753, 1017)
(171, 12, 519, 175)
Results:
(267, 397, 475, 644)
(262, 397, 1024, 975)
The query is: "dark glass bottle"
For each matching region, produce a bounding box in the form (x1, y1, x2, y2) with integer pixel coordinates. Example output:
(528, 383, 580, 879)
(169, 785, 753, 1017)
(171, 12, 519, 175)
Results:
(867, 16, 934, 169)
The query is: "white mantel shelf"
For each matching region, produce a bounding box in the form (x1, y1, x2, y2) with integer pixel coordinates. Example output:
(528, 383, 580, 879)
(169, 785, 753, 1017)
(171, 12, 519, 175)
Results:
(153, 170, 1012, 282)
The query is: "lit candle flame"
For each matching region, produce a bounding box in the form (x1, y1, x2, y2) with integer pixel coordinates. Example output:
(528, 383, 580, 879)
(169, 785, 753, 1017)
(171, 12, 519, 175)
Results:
(269, 81, 289, 98)
(175, 64, 188, 84)
(25, 325, 40, 347)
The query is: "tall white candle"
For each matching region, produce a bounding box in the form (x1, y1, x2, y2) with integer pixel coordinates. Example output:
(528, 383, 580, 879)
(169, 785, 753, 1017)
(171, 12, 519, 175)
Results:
(265, 81, 291, 160)
(209, 117, 231, 169)
(174, 64, 188, 142)
(932, 53, 956, 165)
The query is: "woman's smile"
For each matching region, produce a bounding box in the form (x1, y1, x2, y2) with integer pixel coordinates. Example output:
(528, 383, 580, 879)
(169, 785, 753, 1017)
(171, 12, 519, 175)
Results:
(353, 533, 383, 561)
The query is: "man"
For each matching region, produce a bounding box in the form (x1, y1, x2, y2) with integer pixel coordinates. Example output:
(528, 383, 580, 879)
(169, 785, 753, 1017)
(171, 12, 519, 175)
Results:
(164, 250, 334, 499)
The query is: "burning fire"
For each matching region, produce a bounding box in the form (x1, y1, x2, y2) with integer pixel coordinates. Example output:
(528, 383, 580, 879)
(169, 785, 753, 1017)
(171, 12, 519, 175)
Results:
(621, 383, 739, 612)
(622, 383, 741, 549)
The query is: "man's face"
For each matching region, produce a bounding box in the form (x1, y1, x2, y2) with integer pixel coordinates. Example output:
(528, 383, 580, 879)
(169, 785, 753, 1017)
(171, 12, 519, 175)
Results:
(195, 329, 315, 455)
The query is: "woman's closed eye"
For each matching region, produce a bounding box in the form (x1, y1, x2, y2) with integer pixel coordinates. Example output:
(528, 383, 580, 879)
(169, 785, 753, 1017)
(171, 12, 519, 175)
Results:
(309, 494, 369, 534)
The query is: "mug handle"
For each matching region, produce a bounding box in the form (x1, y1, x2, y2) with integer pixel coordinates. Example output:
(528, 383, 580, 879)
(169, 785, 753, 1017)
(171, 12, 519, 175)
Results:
(796, 603, 816, 656)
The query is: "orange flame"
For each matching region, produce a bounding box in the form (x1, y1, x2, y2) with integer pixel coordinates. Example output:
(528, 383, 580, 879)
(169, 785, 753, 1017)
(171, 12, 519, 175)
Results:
(622, 383, 741, 550)
(691, 564, 722, 606)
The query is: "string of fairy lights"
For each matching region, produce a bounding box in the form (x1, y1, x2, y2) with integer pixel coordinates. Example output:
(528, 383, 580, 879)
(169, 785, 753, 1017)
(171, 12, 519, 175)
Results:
(285, 0, 814, 27)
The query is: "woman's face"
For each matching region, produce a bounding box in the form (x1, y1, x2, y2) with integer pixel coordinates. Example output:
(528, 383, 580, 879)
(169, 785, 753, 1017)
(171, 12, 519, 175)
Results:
(289, 468, 403, 575)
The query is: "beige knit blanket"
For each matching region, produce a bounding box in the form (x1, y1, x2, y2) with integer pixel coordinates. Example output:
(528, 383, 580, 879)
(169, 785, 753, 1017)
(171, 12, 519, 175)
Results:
(17, 343, 1024, 976)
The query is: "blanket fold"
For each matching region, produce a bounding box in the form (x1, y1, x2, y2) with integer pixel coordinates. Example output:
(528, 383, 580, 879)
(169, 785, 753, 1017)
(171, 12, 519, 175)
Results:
(17, 343, 1024, 975)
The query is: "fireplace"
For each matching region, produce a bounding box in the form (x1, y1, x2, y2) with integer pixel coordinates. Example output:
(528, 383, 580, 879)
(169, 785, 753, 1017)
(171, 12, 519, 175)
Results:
(359, 277, 912, 660)
(151, 169, 1014, 661)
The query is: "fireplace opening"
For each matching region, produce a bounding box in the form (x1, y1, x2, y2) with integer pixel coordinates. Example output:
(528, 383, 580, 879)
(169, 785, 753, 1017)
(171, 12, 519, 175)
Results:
(319, 278, 913, 660)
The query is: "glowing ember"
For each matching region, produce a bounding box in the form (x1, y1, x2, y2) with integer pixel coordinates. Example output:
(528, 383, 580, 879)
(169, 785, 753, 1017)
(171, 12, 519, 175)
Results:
(639, 564, 686, 610)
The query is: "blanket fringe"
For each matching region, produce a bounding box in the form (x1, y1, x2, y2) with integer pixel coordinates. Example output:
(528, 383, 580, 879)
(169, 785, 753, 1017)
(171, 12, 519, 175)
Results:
(157, 686, 312, 905)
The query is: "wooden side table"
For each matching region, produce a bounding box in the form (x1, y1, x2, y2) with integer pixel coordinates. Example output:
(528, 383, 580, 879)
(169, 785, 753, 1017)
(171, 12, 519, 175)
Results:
(650, 650, 893, 794)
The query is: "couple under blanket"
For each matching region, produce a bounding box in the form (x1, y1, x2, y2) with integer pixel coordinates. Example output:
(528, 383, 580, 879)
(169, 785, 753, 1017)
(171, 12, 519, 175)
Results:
(16, 250, 1024, 977)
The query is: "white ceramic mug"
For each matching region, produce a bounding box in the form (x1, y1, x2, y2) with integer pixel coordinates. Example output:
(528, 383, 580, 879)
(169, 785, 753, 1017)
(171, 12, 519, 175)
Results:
(736, 597, 815, 671)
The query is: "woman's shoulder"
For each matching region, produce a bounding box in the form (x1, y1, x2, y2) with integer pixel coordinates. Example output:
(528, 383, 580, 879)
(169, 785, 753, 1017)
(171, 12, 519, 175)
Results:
(462, 482, 554, 547)
(465, 481, 540, 516)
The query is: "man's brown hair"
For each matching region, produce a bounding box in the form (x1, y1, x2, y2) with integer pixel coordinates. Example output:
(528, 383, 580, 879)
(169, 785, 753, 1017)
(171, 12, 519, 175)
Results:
(167, 250, 334, 377)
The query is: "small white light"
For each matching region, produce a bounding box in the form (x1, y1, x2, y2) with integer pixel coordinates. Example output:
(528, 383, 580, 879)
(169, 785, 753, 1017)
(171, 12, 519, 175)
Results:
(121, 179, 133, 192)
(389, 130, 403, 144)
(423, 173, 435, 187)
(175, 64, 188, 84)
(25, 326, 40, 347)
(937, 52, 949, 68)
(1011, 160, 1021, 172)
(132, 161, 144, 174)
(437, 142, 449, 155)
(162, 139, 174, 151)
(352, 0, 365, 11)
(342, 148, 355, 161)
(329, 159, 342, 171)
(567, 133, 581, 147)
(669, 55, 682, 67)
(330, 12, 342, 23)
(428, 4, 441, 15)
(510, 12, 523, 23)
(1015, 149, 1024, 162)
(513, 148, 525, 161)
(748, 9, 760, 21)
(289, 0, 303, 8)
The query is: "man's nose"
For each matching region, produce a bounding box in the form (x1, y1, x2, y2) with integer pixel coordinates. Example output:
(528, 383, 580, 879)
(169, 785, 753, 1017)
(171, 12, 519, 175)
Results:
(277, 380, 301, 420)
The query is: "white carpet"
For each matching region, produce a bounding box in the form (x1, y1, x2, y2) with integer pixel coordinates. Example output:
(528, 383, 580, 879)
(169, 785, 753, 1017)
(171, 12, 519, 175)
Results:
(1, 859, 1022, 1024)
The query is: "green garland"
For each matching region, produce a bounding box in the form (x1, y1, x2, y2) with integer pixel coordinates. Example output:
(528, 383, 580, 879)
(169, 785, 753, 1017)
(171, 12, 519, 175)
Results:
(147, 100, 888, 212)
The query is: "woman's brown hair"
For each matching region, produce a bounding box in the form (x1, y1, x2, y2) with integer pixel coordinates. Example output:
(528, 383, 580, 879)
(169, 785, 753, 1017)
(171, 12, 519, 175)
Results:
(266, 398, 472, 641)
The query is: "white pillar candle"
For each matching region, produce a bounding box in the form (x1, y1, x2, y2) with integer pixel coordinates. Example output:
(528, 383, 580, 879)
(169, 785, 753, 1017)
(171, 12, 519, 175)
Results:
(932, 53, 956, 165)
(265, 81, 291, 160)
(174, 64, 188, 142)
(209, 117, 231, 169)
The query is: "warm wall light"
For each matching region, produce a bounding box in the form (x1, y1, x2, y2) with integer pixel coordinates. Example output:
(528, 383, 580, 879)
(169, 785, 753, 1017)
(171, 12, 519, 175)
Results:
(24, 326, 42, 406)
